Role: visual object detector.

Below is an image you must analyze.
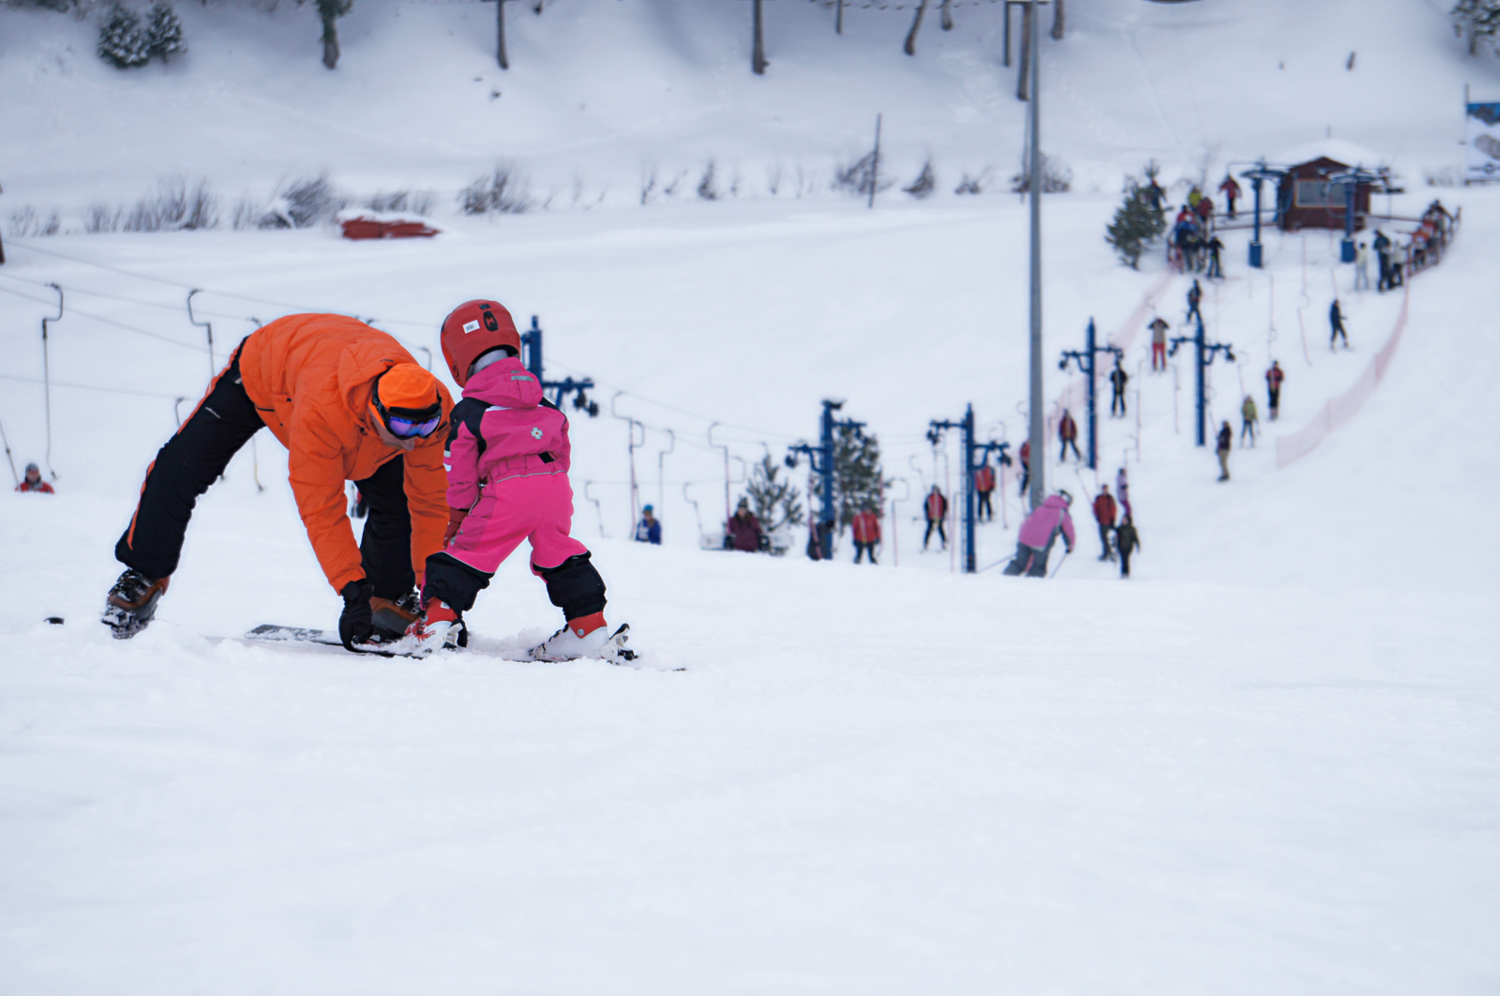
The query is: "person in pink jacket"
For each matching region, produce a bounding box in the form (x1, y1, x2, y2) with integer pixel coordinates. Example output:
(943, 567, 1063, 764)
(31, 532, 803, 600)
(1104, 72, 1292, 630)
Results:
(1002, 491, 1076, 577)
(403, 299, 620, 660)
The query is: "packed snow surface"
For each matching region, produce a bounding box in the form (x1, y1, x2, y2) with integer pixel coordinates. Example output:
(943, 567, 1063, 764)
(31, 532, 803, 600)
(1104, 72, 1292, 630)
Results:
(2, 1, 1499, 993)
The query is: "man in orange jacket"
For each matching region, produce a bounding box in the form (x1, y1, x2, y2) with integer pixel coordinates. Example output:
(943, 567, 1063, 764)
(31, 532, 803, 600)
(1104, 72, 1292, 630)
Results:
(104, 314, 453, 649)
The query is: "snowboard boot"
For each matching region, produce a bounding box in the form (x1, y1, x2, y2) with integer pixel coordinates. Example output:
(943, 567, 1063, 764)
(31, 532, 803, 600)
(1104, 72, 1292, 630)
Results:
(370, 589, 422, 643)
(401, 599, 463, 657)
(102, 569, 170, 639)
(530, 612, 615, 661)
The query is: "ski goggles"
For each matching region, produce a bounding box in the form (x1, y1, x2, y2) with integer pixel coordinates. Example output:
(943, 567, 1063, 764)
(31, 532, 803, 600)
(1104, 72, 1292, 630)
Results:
(371, 396, 443, 439)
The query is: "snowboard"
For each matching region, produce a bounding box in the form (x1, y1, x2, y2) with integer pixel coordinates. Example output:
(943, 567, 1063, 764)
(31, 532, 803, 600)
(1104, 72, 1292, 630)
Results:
(241, 622, 657, 668)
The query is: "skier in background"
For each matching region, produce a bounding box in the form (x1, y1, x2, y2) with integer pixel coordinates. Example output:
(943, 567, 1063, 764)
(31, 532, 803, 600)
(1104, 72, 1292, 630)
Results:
(1216, 421, 1233, 482)
(1186, 279, 1203, 325)
(103, 314, 452, 646)
(1109, 361, 1129, 418)
(1329, 299, 1350, 350)
(974, 459, 997, 522)
(727, 499, 764, 553)
(1217, 174, 1241, 219)
(1240, 395, 1259, 447)
(1265, 360, 1285, 421)
(1354, 241, 1371, 291)
(923, 485, 948, 551)
(1205, 234, 1225, 280)
(1058, 410, 1081, 463)
(15, 462, 54, 494)
(402, 299, 621, 661)
(1115, 515, 1140, 579)
(1374, 229, 1392, 291)
(1092, 485, 1117, 562)
(1149, 316, 1169, 372)
(1115, 466, 1132, 520)
(1003, 491, 1075, 578)
(1018, 440, 1030, 497)
(851, 505, 881, 564)
(634, 505, 661, 545)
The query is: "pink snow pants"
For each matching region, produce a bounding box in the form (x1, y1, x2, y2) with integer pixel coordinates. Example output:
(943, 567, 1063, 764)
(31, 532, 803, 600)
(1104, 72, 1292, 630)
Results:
(445, 469, 588, 575)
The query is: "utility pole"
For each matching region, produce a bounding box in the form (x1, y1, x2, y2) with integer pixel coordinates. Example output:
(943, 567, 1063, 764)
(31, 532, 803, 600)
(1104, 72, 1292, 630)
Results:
(788, 399, 865, 561)
(1168, 312, 1234, 447)
(928, 404, 1010, 573)
(1058, 318, 1121, 471)
(1025, 0, 1046, 512)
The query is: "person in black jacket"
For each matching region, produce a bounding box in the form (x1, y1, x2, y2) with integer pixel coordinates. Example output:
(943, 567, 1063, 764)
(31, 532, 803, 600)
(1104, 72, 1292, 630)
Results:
(1108, 361, 1129, 418)
(1115, 515, 1140, 578)
(1216, 421, 1233, 481)
(1329, 299, 1349, 350)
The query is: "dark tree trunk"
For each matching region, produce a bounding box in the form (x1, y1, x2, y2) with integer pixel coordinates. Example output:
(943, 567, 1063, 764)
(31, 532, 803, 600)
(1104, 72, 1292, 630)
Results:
(321, 10, 339, 69)
(752, 0, 766, 75)
(941, 0, 952, 31)
(904, 0, 929, 56)
(1017, 2, 1031, 101)
(1051, 0, 1065, 40)
(496, 0, 509, 70)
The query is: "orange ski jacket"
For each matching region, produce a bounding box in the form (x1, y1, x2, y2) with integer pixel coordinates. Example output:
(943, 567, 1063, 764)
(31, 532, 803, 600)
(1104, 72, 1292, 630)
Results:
(238, 314, 453, 593)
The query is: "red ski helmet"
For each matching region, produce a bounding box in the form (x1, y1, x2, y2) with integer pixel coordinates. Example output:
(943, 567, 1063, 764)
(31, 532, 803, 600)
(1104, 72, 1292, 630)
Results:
(440, 299, 521, 387)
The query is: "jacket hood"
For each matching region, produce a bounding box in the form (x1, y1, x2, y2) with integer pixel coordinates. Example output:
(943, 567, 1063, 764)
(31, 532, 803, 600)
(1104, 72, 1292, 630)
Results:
(337, 348, 403, 426)
(463, 356, 544, 408)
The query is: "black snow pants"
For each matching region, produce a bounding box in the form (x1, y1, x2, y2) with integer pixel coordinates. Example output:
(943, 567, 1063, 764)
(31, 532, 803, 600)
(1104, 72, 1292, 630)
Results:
(977, 490, 993, 522)
(923, 518, 946, 550)
(1002, 541, 1051, 578)
(115, 346, 417, 599)
(423, 549, 606, 623)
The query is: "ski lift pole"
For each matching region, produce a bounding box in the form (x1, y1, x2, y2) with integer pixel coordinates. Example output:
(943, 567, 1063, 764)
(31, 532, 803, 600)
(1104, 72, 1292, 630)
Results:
(657, 428, 675, 511)
(1241, 161, 1285, 269)
(0, 414, 18, 485)
(187, 289, 215, 378)
(1058, 318, 1121, 470)
(40, 282, 62, 480)
(708, 421, 731, 528)
(1168, 312, 1234, 447)
(611, 393, 643, 533)
(928, 404, 1012, 574)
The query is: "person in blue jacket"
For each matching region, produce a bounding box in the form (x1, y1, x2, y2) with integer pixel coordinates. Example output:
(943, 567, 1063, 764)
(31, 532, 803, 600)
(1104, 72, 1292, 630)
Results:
(634, 504, 661, 545)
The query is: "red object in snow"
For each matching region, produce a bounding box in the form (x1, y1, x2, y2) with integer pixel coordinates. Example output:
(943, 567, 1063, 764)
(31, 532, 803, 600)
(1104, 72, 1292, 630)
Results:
(340, 216, 440, 240)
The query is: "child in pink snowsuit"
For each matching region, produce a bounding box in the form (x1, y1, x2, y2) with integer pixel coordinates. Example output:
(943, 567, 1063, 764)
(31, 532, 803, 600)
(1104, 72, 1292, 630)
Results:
(411, 299, 613, 659)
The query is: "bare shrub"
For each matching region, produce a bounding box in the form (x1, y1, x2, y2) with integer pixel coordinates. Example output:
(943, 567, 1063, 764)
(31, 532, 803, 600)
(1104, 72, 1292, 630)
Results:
(794, 163, 819, 198)
(1010, 153, 1073, 194)
(365, 189, 435, 215)
(696, 160, 719, 201)
(258, 173, 341, 229)
(765, 161, 783, 197)
(661, 169, 688, 198)
(954, 168, 993, 195)
(8, 206, 60, 237)
(231, 195, 263, 231)
(458, 164, 533, 216)
(85, 203, 122, 233)
(640, 163, 658, 205)
(832, 151, 893, 199)
(904, 159, 936, 199)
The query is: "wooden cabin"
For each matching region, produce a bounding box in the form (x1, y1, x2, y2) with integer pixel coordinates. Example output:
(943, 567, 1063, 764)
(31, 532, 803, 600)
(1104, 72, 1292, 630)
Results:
(1277, 156, 1372, 231)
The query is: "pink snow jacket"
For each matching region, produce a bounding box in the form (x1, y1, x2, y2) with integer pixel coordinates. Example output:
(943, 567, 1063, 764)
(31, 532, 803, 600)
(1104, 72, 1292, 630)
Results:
(1018, 495, 1075, 551)
(444, 356, 572, 511)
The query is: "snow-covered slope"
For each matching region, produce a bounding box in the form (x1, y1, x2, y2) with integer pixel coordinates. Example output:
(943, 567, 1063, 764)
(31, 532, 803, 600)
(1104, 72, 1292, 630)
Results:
(2, 2, 1498, 993)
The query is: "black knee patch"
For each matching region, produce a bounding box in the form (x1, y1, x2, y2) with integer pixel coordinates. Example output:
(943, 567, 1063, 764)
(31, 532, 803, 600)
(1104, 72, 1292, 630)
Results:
(534, 552, 606, 619)
(423, 552, 493, 613)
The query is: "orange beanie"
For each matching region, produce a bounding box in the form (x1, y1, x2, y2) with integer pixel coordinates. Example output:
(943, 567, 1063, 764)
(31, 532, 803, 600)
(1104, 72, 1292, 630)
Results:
(376, 364, 440, 414)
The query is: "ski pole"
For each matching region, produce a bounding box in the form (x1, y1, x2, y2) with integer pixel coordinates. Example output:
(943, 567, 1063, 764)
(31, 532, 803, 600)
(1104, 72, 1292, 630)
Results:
(979, 555, 1015, 574)
(1049, 548, 1071, 579)
(0, 414, 17, 485)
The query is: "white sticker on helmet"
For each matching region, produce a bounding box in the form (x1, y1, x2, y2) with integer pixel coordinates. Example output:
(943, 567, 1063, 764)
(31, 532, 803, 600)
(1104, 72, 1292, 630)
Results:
(462, 320, 481, 333)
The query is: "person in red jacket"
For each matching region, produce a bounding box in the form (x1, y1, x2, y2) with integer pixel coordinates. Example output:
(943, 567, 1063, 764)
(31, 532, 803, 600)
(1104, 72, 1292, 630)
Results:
(1058, 410, 1081, 463)
(1217, 174, 1241, 218)
(15, 463, 54, 494)
(923, 485, 948, 551)
(1092, 485, 1117, 561)
(974, 459, 997, 522)
(1265, 360, 1285, 421)
(851, 505, 881, 564)
(1018, 440, 1030, 496)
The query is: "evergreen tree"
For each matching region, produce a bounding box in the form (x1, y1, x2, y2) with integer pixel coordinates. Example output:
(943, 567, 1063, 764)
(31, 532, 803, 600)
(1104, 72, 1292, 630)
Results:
(742, 455, 804, 533)
(830, 424, 884, 531)
(97, 3, 150, 69)
(1106, 169, 1167, 270)
(144, 2, 184, 63)
(1453, 0, 1500, 56)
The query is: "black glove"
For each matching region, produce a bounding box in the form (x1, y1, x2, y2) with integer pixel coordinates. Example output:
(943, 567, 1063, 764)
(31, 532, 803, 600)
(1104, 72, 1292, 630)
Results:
(338, 579, 374, 651)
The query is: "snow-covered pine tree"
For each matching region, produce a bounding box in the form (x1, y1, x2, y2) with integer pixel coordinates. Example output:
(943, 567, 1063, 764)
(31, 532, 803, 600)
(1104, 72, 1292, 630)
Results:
(1106, 172, 1166, 270)
(1452, 0, 1500, 56)
(97, 3, 150, 69)
(144, 2, 184, 63)
(832, 425, 884, 532)
(742, 455, 804, 534)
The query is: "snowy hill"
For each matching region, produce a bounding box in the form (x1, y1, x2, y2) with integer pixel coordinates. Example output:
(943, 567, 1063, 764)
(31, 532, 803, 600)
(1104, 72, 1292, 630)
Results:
(2, 1, 1499, 993)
